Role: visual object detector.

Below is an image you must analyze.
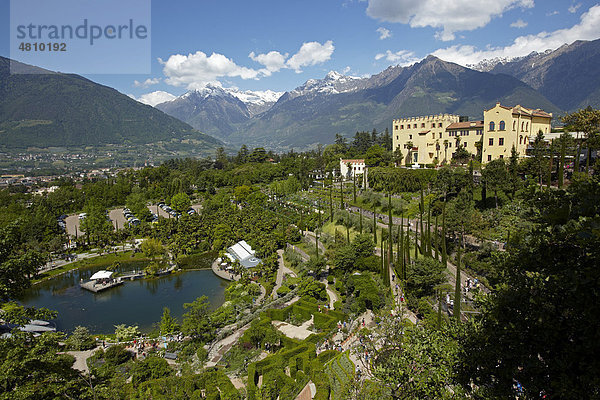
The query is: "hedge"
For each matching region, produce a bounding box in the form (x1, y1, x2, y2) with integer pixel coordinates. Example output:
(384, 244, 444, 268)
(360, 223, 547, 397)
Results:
(368, 167, 437, 193)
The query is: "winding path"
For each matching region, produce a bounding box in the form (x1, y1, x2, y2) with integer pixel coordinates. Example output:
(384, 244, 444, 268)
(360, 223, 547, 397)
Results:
(272, 249, 297, 299)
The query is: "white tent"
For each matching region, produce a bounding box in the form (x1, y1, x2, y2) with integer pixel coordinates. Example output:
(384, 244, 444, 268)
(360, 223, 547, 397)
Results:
(89, 270, 114, 280)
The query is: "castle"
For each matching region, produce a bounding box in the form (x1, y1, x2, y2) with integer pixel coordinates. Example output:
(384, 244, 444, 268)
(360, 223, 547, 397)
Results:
(392, 103, 552, 164)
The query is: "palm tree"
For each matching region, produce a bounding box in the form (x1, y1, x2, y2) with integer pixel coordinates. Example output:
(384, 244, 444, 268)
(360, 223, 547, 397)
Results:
(443, 139, 449, 162)
(405, 141, 414, 165)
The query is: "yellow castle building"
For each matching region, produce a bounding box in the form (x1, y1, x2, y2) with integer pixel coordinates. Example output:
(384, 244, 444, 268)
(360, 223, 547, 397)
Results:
(482, 103, 552, 162)
(392, 103, 552, 164)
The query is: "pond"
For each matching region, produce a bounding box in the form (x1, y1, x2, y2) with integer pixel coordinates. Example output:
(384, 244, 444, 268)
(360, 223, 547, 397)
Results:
(19, 260, 228, 334)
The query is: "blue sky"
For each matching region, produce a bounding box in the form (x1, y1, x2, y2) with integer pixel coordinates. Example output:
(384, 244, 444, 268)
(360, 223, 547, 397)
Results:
(2, 0, 600, 105)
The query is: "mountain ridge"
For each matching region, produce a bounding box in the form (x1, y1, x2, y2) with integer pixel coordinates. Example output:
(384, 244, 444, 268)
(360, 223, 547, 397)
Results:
(0, 57, 222, 153)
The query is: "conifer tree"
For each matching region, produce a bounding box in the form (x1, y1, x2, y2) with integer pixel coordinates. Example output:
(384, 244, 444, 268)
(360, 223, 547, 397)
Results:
(373, 212, 377, 244)
(441, 204, 447, 268)
(454, 236, 462, 321)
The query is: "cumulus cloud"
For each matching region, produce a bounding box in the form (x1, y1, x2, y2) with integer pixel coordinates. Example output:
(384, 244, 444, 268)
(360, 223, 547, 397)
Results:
(159, 51, 260, 90)
(547, 10, 559, 16)
(510, 19, 528, 28)
(160, 41, 335, 89)
(432, 4, 600, 65)
(249, 50, 288, 76)
(569, 3, 582, 13)
(374, 50, 420, 65)
(376, 27, 392, 39)
(286, 40, 335, 72)
(366, 0, 534, 41)
(134, 91, 177, 106)
(133, 78, 160, 88)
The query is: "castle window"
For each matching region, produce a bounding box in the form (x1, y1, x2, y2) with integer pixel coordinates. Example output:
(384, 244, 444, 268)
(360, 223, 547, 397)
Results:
(499, 155, 504, 159)
(400, 125, 404, 129)
(395, 125, 399, 130)
(421, 123, 425, 128)
(522, 121, 525, 131)
(499, 121, 505, 130)
(438, 123, 442, 127)
(409, 135, 412, 139)
(439, 132, 442, 138)
(519, 135, 523, 144)
(499, 138, 504, 146)
(526, 122, 529, 131)
(432, 123, 436, 128)
(489, 121, 495, 131)
(489, 138, 494, 146)
(413, 124, 417, 128)
(488, 155, 492, 161)
(513, 121, 516, 130)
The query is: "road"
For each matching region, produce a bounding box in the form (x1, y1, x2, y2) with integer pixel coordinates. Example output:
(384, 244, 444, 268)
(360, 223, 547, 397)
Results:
(272, 249, 297, 299)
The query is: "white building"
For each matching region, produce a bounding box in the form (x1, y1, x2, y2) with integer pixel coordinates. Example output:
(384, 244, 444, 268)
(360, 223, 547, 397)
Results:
(340, 159, 367, 181)
(225, 240, 262, 268)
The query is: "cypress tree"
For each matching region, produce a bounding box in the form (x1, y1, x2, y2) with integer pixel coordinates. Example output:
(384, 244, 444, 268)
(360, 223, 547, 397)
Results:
(397, 225, 401, 277)
(373, 212, 377, 244)
(315, 230, 319, 260)
(329, 181, 333, 223)
(405, 232, 411, 276)
(381, 238, 385, 278)
(441, 204, 447, 268)
(346, 212, 350, 243)
(359, 208, 363, 234)
(353, 173, 357, 203)
(454, 235, 462, 321)
(548, 143, 553, 190)
(340, 177, 344, 210)
(388, 194, 393, 269)
(558, 135, 566, 188)
(414, 218, 419, 260)
(400, 213, 405, 279)
(438, 289, 443, 329)
(419, 187, 425, 255)
(426, 202, 432, 257)
(434, 214, 439, 261)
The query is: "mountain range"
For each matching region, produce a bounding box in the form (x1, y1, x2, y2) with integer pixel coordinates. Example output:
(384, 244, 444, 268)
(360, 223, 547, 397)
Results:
(156, 38, 600, 151)
(2, 38, 599, 154)
(0, 57, 222, 153)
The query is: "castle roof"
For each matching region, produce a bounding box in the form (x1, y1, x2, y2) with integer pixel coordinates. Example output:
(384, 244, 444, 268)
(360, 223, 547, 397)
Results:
(446, 120, 484, 130)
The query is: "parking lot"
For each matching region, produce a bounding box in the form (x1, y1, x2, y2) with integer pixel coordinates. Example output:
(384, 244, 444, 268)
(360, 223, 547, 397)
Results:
(62, 203, 204, 236)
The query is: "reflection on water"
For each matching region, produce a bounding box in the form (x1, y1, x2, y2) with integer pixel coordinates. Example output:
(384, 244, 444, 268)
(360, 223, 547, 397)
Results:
(19, 266, 227, 334)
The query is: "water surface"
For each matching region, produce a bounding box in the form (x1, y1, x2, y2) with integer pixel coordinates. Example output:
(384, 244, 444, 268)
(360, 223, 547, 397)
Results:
(20, 263, 227, 334)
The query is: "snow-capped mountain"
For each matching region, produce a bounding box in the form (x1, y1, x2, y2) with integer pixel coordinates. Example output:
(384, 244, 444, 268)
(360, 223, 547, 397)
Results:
(155, 39, 600, 149)
(467, 57, 516, 72)
(283, 70, 364, 101)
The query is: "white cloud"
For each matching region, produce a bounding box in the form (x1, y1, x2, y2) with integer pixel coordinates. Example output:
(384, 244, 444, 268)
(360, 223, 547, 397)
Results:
(134, 91, 177, 106)
(366, 0, 534, 41)
(286, 40, 335, 72)
(433, 4, 600, 65)
(133, 78, 160, 88)
(547, 10, 559, 16)
(376, 27, 392, 39)
(249, 40, 335, 74)
(510, 19, 528, 28)
(569, 3, 582, 13)
(374, 50, 420, 65)
(248, 50, 288, 76)
(159, 51, 261, 90)
(160, 41, 335, 89)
